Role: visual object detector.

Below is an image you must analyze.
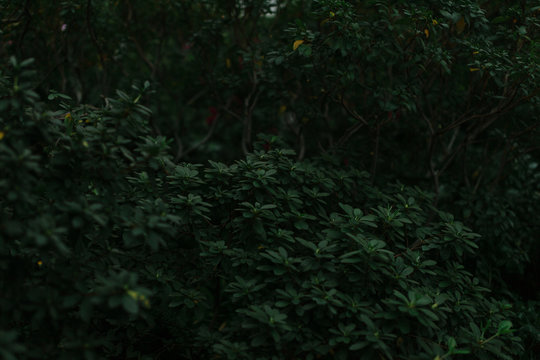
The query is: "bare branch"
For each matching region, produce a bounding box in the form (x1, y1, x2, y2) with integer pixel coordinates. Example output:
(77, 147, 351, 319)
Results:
(129, 36, 155, 74)
(340, 97, 368, 126)
(86, 0, 106, 69)
(176, 98, 233, 160)
(186, 89, 209, 106)
(174, 130, 184, 161)
(242, 68, 260, 155)
(371, 123, 381, 184)
(335, 122, 365, 148)
(183, 114, 220, 158)
(297, 131, 306, 161)
(333, 97, 369, 149)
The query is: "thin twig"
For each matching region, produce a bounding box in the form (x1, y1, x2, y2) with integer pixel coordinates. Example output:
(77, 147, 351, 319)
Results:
(335, 97, 368, 148)
(129, 36, 155, 74)
(242, 68, 260, 155)
(446, 128, 459, 155)
(86, 0, 108, 94)
(298, 131, 306, 161)
(421, 111, 440, 198)
(341, 97, 369, 125)
(186, 89, 208, 106)
(183, 114, 220, 158)
(86, 0, 105, 66)
(371, 122, 381, 184)
(181, 98, 234, 159)
(335, 122, 365, 148)
(16, 0, 31, 52)
(173, 130, 184, 161)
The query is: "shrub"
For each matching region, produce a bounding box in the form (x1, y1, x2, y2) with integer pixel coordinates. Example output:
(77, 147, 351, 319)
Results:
(0, 61, 526, 359)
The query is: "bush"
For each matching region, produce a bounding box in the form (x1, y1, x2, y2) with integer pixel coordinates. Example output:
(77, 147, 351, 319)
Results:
(1, 0, 539, 357)
(0, 62, 526, 359)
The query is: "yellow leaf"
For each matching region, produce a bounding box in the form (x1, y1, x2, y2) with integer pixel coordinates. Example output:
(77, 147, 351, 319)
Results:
(456, 17, 466, 34)
(469, 67, 480, 72)
(278, 105, 287, 114)
(127, 290, 138, 300)
(226, 58, 231, 68)
(329, 11, 335, 17)
(424, 29, 429, 38)
(472, 51, 479, 55)
(143, 299, 150, 308)
(432, 19, 438, 25)
(0, 131, 4, 140)
(293, 39, 304, 51)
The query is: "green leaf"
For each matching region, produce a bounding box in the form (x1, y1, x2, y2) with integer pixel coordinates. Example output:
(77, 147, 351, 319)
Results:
(497, 320, 513, 334)
(122, 296, 139, 314)
(349, 341, 369, 351)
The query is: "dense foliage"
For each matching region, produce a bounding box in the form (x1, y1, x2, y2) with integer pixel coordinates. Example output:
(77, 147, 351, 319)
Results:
(0, 77, 524, 358)
(1, 0, 539, 359)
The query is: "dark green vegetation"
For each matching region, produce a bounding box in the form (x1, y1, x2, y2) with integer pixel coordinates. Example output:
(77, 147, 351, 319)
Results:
(1, 0, 539, 359)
